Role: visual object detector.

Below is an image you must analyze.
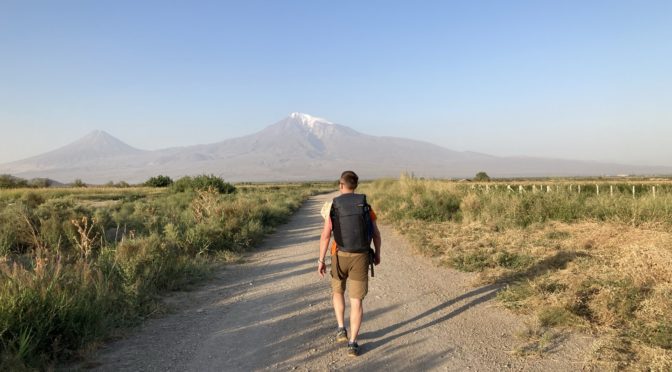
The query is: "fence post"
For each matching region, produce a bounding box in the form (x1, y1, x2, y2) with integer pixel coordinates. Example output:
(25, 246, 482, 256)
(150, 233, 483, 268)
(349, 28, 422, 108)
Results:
(519, 185, 524, 194)
(578, 185, 581, 194)
(632, 186, 636, 199)
(653, 186, 656, 198)
(547, 185, 551, 192)
(610, 185, 613, 197)
(486, 184, 490, 193)
(596, 184, 599, 195)
(569, 185, 573, 192)
(507, 185, 513, 192)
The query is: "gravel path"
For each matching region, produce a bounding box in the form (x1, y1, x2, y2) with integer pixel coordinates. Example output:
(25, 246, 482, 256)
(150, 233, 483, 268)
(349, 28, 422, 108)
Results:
(83, 192, 591, 371)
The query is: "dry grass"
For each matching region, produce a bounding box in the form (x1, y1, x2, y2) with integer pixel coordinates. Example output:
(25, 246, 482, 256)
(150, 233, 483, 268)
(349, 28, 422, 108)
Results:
(361, 177, 672, 370)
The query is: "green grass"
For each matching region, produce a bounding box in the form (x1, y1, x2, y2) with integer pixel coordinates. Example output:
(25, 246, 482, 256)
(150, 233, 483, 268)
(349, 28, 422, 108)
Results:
(0, 182, 332, 369)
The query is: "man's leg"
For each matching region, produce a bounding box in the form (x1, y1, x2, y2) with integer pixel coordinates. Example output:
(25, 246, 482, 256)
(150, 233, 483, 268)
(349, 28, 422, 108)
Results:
(349, 298, 363, 342)
(333, 292, 345, 328)
(347, 255, 368, 344)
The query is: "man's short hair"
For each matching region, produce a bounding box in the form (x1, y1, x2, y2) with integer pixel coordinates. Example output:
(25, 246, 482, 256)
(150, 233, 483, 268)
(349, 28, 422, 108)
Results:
(340, 170, 358, 190)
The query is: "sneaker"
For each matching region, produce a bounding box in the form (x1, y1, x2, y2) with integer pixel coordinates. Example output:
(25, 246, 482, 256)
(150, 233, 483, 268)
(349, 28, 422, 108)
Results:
(347, 341, 359, 357)
(336, 327, 348, 343)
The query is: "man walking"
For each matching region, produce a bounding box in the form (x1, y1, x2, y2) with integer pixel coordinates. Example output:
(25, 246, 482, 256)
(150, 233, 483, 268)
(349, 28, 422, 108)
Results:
(318, 170, 381, 357)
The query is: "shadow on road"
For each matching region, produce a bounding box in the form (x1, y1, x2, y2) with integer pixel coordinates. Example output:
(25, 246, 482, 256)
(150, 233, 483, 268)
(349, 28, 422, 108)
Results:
(359, 284, 500, 353)
(358, 248, 589, 355)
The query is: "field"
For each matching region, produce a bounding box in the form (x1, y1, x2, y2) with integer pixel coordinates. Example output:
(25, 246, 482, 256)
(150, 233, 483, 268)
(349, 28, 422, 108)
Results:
(3, 175, 671, 370)
(360, 176, 672, 370)
(0, 182, 332, 370)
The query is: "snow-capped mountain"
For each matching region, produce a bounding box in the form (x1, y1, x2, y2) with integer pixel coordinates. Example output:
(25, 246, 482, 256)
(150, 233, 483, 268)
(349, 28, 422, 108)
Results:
(1, 113, 670, 183)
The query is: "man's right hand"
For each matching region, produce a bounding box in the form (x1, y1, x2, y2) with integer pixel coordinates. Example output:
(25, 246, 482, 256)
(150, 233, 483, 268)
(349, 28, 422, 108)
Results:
(374, 253, 381, 265)
(318, 262, 327, 278)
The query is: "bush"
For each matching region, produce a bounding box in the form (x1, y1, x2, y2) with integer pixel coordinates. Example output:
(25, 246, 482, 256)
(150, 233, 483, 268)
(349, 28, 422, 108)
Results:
(0, 175, 29, 189)
(409, 191, 461, 222)
(144, 175, 173, 188)
(28, 178, 52, 188)
(474, 171, 491, 182)
(171, 175, 235, 194)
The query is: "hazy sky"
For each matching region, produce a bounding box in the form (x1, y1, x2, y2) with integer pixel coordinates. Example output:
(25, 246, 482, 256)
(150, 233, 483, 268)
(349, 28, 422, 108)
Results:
(1, 1, 671, 165)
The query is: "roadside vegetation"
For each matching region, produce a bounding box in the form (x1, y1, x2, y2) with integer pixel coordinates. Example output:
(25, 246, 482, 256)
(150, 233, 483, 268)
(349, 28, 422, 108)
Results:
(361, 174, 672, 370)
(0, 177, 332, 370)
(0, 175, 54, 189)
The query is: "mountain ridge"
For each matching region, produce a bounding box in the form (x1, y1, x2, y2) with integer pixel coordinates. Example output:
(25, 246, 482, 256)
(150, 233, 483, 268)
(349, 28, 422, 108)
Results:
(1, 113, 670, 183)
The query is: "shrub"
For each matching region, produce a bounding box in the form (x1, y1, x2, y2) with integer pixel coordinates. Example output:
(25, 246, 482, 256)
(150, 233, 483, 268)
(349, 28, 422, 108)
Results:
(144, 175, 173, 188)
(474, 171, 491, 182)
(0, 175, 29, 189)
(171, 175, 235, 194)
(28, 178, 52, 188)
(20, 192, 45, 209)
(409, 191, 461, 221)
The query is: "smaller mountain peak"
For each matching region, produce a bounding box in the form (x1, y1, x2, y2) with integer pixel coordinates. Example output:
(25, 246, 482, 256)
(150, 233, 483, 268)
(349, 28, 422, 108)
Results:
(288, 112, 333, 128)
(70, 130, 142, 154)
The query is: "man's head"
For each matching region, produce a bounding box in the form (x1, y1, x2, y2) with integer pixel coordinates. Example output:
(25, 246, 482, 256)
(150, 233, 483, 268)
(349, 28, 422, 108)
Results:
(339, 170, 358, 193)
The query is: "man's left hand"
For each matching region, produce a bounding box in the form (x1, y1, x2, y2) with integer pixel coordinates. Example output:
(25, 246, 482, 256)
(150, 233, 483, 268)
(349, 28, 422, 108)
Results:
(318, 262, 327, 278)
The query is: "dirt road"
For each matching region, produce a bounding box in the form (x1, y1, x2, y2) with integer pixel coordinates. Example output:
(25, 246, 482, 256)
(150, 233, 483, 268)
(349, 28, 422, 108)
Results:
(86, 193, 591, 371)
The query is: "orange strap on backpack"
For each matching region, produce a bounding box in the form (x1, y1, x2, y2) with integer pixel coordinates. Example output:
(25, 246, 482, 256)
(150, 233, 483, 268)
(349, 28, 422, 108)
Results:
(331, 241, 338, 256)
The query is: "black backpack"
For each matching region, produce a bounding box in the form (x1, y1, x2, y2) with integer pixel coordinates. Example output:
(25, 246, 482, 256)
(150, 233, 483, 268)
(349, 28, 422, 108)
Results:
(330, 193, 373, 254)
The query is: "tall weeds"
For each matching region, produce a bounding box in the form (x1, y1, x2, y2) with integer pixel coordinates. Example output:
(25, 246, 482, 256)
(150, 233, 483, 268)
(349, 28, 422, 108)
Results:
(0, 183, 326, 369)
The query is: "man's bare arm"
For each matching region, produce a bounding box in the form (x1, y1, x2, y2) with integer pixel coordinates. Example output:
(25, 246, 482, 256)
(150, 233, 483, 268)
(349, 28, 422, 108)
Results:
(318, 218, 331, 278)
(372, 221, 381, 265)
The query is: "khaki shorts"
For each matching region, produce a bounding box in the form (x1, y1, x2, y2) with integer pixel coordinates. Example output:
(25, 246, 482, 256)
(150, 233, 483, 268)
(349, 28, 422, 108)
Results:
(331, 251, 369, 300)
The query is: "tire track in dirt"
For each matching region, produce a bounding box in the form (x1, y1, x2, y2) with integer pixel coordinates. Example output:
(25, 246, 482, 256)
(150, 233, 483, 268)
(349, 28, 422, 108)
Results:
(84, 192, 591, 371)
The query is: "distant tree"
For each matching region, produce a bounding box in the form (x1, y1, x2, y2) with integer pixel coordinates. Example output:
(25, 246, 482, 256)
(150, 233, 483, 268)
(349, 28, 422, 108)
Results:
(0, 175, 12, 188)
(145, 175, 174, 187)
(474, 171, 491, 182)
(72, 179, 86, 188)
(104, 181, 115, 187)
(0, 174, 29, 189)
(116, 181, 130, 188)
(28, 178, 52, 188)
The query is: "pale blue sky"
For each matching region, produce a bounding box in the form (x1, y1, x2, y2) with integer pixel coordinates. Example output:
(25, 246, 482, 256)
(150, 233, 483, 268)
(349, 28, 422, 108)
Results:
(1, 0, 670, 165)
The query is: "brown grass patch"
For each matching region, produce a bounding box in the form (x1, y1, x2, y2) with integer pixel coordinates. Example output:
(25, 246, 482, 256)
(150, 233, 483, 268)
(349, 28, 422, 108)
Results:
(377, 216, 672, 368)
